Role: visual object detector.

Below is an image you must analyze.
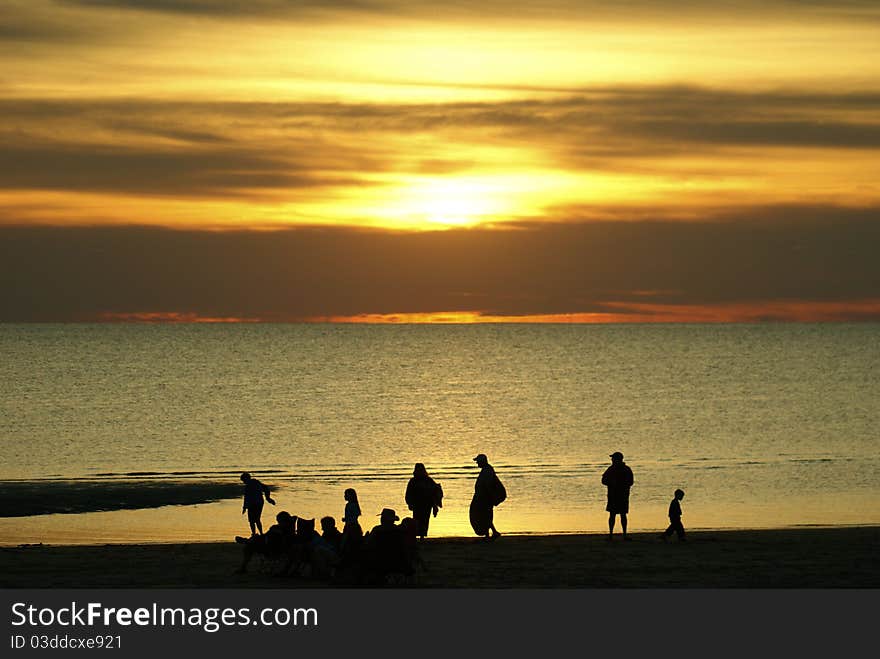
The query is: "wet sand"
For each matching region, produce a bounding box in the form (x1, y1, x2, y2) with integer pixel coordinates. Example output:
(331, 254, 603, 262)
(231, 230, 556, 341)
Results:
(1, 526, 877, 588)
(0, 480, 243, 517)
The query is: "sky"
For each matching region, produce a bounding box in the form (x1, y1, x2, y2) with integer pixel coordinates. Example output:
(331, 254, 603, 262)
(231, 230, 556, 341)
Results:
(2, 0, 879, 322)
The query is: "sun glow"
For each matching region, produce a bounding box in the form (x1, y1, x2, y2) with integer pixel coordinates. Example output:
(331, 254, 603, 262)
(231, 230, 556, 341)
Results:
(339, 175, 524, 229)
(407, 178, 506, 227)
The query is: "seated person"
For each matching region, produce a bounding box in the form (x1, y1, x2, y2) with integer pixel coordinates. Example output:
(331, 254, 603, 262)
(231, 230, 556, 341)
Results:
(284, 517, 319, 577)
(308, 516, 343, 578)
(363, 508, 411, 584)
(320, 516, 343, 553)
(235, 511, 296, 574)
(295, 517, 319, 544)
(400, 516, 426, 574)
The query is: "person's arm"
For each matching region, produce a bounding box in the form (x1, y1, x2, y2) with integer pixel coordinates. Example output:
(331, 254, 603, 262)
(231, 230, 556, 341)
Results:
(433, 481, 442, 515)
(263, 482, 276, 505)
(475, 470, 488, 495)
(242, 491, 247, 514)
(405, 480, 415, 510)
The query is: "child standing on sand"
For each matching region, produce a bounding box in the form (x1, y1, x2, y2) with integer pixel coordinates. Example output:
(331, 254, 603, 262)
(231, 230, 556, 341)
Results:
(343, 488, 362, 532)
(662, 488, 686, 541)
(341, 488, 363, 554)
(240, 472, 275, 536)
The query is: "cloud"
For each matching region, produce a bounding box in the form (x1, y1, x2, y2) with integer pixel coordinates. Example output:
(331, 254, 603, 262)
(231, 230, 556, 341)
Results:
(0, 142, 374, 197)
(311, 301, 880, 323)
(0, 3, 99, 43)
(6, 87, 879, 142)
(441, 88, 880, 152)
(57, 0, 373, 19)
(0, 20, 79, 43)
(55, 1, 880, 24)
(2, 205, 878, 321)
(0, 99, 392, 198)
(1, 86, 878, 202)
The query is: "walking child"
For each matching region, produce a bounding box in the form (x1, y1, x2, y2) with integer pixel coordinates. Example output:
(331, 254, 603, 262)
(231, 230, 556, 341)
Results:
(662, 488, 686, 541)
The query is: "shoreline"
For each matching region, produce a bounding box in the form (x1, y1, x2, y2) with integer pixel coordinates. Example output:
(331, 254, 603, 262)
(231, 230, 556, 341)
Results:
(2, 526, 878, 588)
(3, 519, 878, 549)
(5, 521, 880, 548)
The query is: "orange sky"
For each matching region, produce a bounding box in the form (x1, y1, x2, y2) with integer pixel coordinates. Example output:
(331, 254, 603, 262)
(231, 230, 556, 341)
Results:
(2, 1, 879, 322)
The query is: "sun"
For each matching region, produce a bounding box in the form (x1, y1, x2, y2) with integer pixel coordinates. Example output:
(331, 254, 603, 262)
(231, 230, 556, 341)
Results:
(397, 177, 510, 228)
(328, 171, 568, 230)
(424, 192, 484, 226)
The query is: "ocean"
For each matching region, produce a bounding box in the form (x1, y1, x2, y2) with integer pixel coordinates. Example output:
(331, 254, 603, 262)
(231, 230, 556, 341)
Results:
(0, 323, 877, 544)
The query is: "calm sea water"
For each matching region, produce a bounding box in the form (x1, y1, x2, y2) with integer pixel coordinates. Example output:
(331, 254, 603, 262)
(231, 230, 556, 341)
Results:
(0, 323, 878, 544)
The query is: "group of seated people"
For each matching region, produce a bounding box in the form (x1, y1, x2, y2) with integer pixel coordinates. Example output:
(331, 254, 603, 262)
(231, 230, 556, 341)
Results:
(234, 507, 421, 584)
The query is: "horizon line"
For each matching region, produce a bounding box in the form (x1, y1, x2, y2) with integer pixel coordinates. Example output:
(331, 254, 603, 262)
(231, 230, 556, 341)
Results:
(5, 302, 879, 325)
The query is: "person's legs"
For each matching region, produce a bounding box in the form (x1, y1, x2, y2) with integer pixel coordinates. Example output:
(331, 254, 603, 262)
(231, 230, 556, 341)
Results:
(488, 508, 501, 538)
(675, 519, 685, 541)
(620, 513, 628, 539)
(248, 504, 264, 536)
(415, 507, 430, 538)
(470, 500, 493, 540)
(608, 513, 616, 537)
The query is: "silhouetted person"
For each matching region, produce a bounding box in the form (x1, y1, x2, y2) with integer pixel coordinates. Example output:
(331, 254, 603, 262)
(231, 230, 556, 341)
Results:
(662, 489, 686, 541)
(601, 452, 634, 540)
(320, 516, 343, 553)
(311, 516, 343, 578)
(341, 487, 363, 559)
(405, 462, 444, 538)
(295, 517, 319, 544)
(290, 517, 319, 577)
(240, 472, 275, 536)
(234, 510, 295, 574)
(364, 508, 410, 583)
(400, 516, 427, 575)
(469, 453, 505, 540)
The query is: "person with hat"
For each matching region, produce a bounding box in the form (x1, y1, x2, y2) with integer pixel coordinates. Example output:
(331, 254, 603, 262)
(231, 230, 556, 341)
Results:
(470, 453, 505, 540)
(601, 451, 634, 540)
(363, 508, 410, 583)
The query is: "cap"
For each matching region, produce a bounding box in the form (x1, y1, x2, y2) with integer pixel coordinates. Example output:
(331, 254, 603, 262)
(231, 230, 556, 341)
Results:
(378, 508, 399, 521)
(610, 451, 624, 461)
(473, 453, 488, 463)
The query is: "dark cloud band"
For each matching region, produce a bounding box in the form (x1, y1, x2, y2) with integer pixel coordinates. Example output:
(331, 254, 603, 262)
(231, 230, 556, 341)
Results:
(2, 206, 878, 321)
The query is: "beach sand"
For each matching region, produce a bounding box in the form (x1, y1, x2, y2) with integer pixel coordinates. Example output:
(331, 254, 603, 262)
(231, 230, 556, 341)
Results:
(1, 526, 877, 588)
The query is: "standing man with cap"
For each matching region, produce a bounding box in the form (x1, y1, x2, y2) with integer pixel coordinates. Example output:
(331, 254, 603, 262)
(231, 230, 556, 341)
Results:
(601, 452, 634, 540)
(470, 453, 505, 540)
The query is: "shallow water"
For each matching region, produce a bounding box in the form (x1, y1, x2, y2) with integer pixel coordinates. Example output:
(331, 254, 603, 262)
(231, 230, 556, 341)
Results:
(1, 323, 878, 543)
